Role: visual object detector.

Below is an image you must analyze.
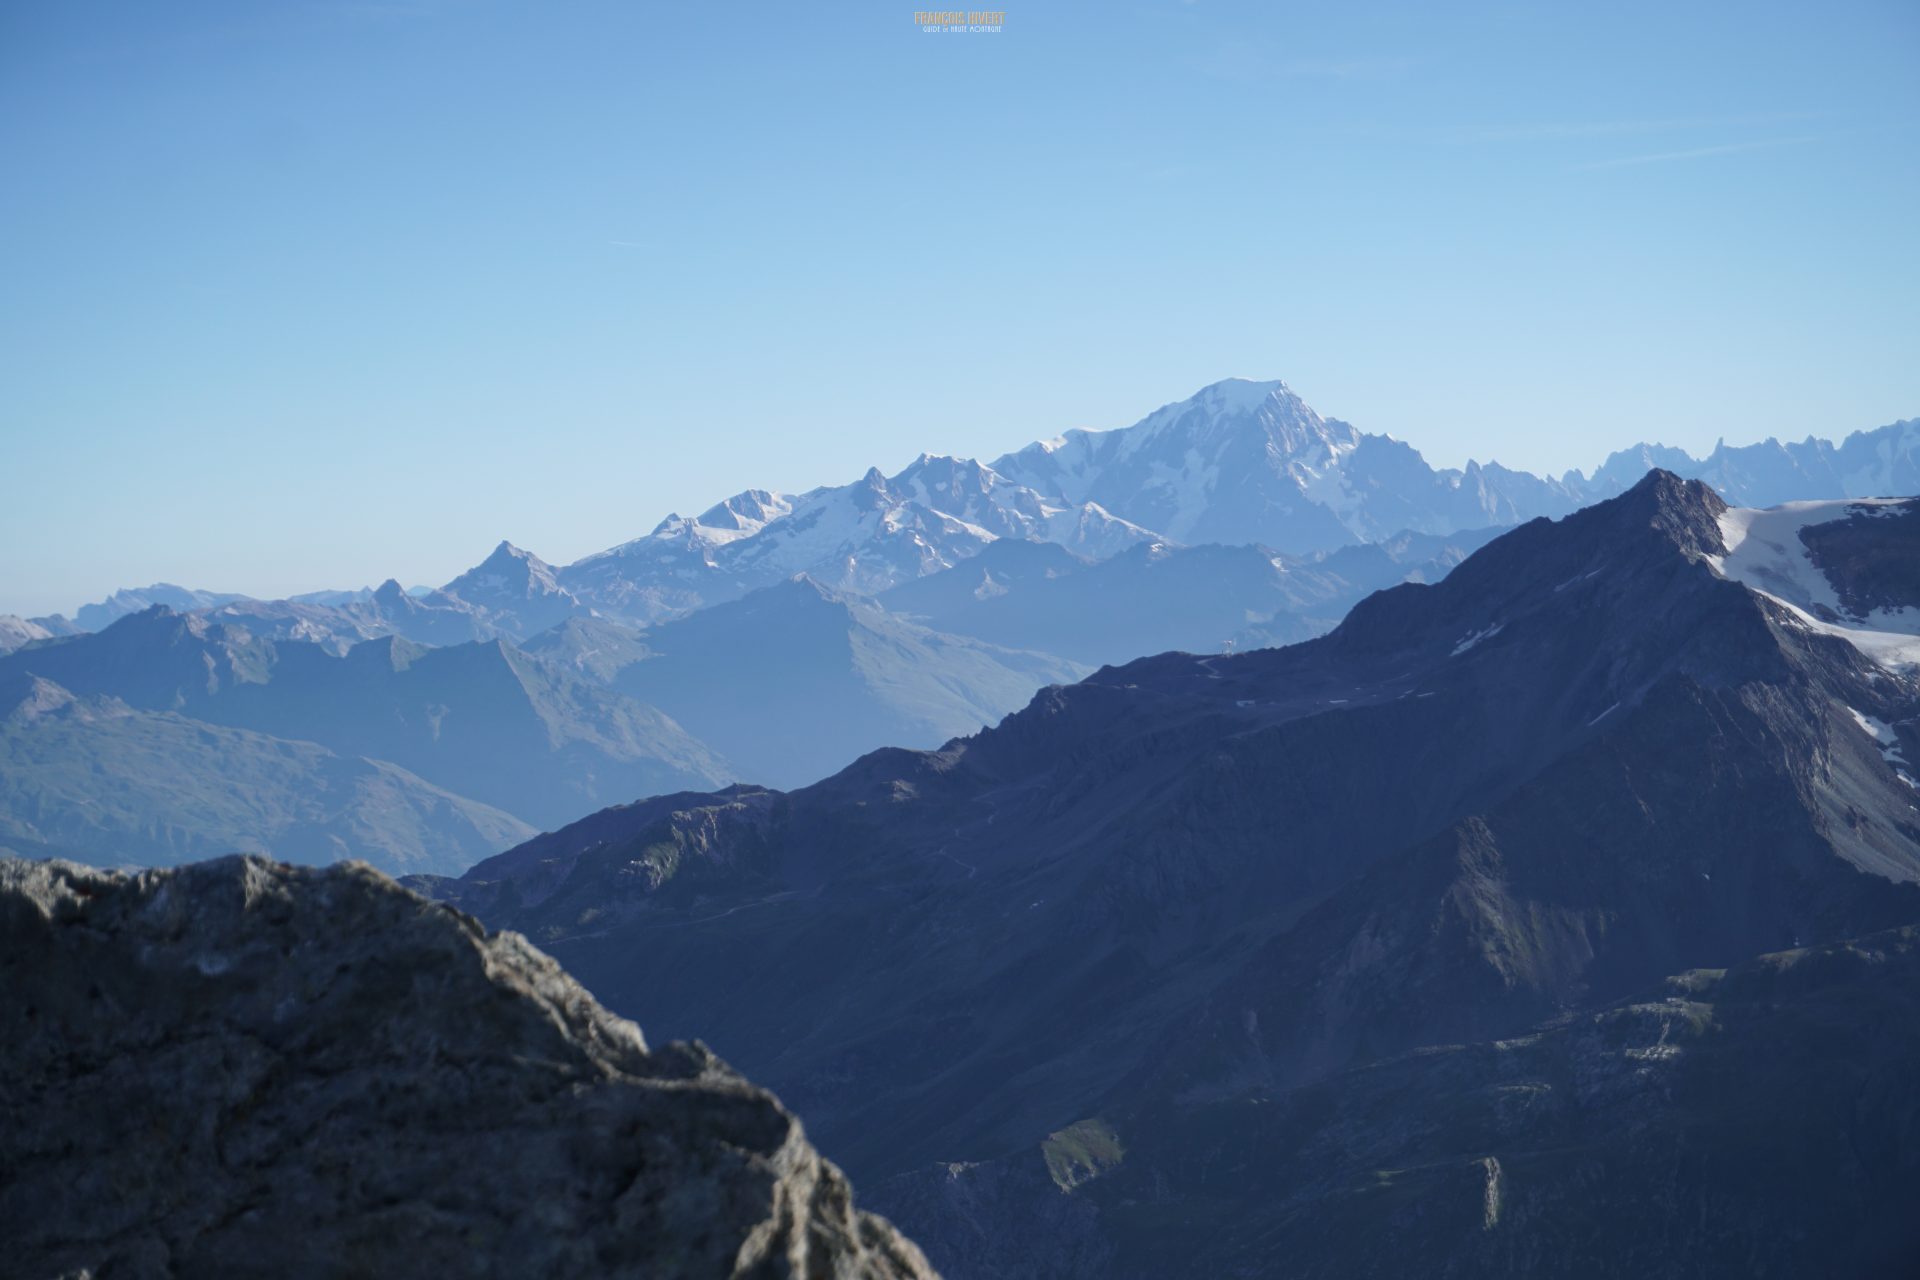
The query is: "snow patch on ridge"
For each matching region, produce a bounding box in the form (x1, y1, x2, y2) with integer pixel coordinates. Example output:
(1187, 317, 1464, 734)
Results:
(1711, 498, 1918, 630)
(1847, 706, 1919, 789)
(1709, 499, 1920, 673)
(1451, 624, 1504, 657)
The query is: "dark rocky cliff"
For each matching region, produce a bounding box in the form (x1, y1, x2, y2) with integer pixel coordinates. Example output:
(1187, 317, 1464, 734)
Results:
(0, 855, 936, 1280)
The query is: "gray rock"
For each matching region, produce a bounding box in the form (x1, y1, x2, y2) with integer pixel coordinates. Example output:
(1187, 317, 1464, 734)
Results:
(0, 855, 937, 1280)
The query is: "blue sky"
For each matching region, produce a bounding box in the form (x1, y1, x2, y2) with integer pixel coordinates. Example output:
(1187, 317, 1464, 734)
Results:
(2, 0, 1916, 616)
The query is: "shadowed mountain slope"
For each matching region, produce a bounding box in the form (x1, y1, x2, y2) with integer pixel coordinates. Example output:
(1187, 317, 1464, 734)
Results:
(0, 612, 729, 832)
(421, 473, 1920, 1276)
(0, 674, 533, 875)
(880, 532, 1493, 667)
(881, 928, 1920, 1279)
(545, 576, 1088, 789)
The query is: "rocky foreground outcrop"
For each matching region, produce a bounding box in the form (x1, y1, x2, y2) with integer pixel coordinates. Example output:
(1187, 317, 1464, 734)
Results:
(0, 855, 937, 1280)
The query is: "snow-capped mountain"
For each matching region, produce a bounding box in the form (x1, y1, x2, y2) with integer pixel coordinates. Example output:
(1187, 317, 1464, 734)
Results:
(557, 459, 1159, 625)
(990, 378, 1590, 551)
(560, 468, 989, 621)
(548, 377, 1592, 625)
(886, 453, 1160, 559)
(41, 377, 1919, 638)
(992, 378, 1360, 548)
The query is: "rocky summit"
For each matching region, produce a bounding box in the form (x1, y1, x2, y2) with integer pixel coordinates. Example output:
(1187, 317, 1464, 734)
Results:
(0, 855, 936, 1280)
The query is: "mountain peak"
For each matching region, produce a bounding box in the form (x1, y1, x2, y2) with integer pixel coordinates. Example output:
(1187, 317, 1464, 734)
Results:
(1323, 467, 1735, 666)
(693, 489, 792, 534)
(1190, 375, 1292, 410)
(1104, 375, 1360, 468)
(437, 540, 573, 636)
(985, 375, 1375, 550)
(1615, 467, 1730, 557)
(7, 674, 77, 722)
(544, 384, 1920, 632)
(464, 539, 551, 575)
(887, 453, 998, 507)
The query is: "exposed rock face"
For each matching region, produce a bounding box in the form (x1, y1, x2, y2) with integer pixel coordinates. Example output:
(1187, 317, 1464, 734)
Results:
(881, 928, 1920, 1279)
(0, 856, 936, 1280)
(419, 473, 1920, 1276)
(1795, 497, 1920, 618)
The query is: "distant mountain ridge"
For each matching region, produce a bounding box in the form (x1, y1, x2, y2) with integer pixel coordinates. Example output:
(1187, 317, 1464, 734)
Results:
(14, 377, 1918, 884)
(0, 673, 533, 874)
(532, 575, 1088, 788)
(0, 615, 59, 655)
(547, 379, 1912, 625)
(0, 579, 1097, 868)
(989, 379, 1576, 550)
(0, 608, 729, 871)
(1587, 417, 1920, 507)
(877, 531, 1494, 668)
(37, 377, 1917, 637)
(545, 379, 1590, 625)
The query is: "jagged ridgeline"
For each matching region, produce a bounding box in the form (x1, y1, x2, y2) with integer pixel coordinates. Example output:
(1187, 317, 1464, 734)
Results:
(420, 474, 1920, 1277)
(9, 379, 1917, 877)
(0, 855, 937, 1279)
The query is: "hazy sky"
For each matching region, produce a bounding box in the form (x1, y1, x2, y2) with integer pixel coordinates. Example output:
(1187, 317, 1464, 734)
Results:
(3, 0, 1917, 616)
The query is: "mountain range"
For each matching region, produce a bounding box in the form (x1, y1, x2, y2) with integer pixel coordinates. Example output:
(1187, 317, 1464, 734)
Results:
(0, 673, 533, 871)
(0, 612, 726, 874)
(537, 382, 1915, 628)
(527, 576, 1086, 789)
(0, 583, 1095, 869)
(878, 528, 1495, 668)
(415, 474, 1920, 1276)
(22, 378, 1920, 644)
(11, 370, 1920, 1274)
(5, 377, 1917, 880)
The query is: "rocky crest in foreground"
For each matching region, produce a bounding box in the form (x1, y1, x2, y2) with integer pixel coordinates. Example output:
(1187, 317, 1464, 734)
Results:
(0, 856, 935, 1280)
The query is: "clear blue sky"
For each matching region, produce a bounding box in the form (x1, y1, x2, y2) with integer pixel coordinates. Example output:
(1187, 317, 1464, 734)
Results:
(3, 0, 1916, 617)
